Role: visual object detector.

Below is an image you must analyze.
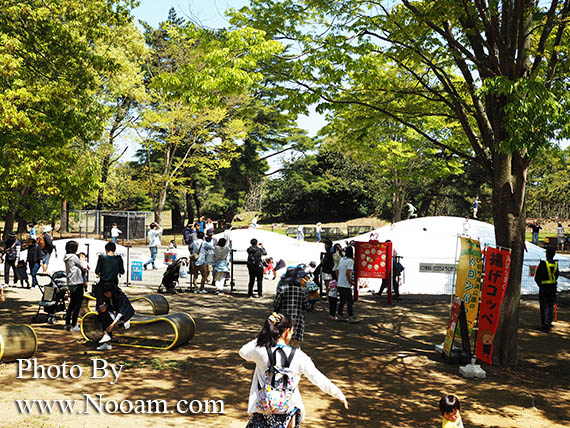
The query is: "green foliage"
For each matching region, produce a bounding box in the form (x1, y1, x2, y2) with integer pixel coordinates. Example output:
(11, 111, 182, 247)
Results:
(261, 148, 383, 221)
(527, 146, 570, 218)
(0, 0, 139, 222)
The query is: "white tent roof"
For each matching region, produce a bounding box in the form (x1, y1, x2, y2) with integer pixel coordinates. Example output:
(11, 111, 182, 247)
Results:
(224, 217, 569, 295)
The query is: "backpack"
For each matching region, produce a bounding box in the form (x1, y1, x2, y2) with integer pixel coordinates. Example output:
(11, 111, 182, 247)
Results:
(247, 247, 262, 267)
(255, 347, 298, 414)
(182, 227, 193, 245)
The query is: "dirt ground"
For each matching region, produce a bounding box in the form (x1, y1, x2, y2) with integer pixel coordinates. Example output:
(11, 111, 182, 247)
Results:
(0, 285, 568, 428)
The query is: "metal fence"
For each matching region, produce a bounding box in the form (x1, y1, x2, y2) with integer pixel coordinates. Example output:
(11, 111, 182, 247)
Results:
(61, 210, 155, 241)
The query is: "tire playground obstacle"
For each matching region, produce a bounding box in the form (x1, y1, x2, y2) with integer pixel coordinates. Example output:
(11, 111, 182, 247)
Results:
(0, 324, 38, 362)
(80, 312, 196, 350)
(81, 293, 170, 316)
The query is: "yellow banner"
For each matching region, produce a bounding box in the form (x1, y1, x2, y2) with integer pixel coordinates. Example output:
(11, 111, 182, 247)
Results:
(454, 237, 483, 333)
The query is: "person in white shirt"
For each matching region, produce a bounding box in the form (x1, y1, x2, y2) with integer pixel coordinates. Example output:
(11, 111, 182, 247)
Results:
(111, 223, 122, 244)
(239, 313, 348, 427)
(212, 238, 230, 294)
(336, 246, 358, 323)
(143, 222, 162, 270)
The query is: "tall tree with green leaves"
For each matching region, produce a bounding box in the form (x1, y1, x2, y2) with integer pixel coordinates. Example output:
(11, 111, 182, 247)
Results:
(231, 1, 570, 365)
(0, 0, 139, 234)
(139, 18, 283, 223)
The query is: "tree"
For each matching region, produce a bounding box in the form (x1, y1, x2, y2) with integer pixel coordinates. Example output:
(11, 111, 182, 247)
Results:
(138, 19, 283, 223)
(0, 0, 139, 233)
(231, 1, 570, 365)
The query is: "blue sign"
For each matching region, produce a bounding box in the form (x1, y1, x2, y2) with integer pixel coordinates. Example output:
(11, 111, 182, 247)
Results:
(131, 261, 143, 281)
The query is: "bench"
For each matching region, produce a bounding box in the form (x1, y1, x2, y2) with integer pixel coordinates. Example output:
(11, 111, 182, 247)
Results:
(0, 324, 38, 362)
(81, 293, 169, 317)
(322, 226, 344, 238)
(347, 225, 374, 236)
(81, 312, 196, 350)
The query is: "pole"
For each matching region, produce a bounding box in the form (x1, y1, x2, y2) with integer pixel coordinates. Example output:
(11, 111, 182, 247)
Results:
(125, 245, 130, 287)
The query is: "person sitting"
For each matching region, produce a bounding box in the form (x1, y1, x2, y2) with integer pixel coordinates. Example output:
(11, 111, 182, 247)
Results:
(96, 283, 135, 351)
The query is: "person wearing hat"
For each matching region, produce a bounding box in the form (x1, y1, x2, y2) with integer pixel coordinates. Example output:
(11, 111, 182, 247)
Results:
(3, 231, 21, 286)
(96, 283, 135, 351)
(39, 225, 56, 273)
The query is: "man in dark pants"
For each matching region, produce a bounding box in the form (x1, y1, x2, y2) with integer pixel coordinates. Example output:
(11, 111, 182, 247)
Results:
(534, 247, 559, 332)
(247, 238, 266, 298)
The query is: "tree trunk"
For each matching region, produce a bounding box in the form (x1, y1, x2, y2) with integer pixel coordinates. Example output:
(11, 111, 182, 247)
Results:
(61, 201, 68, 233)
(490, 151, 528, 366)
(185, 191, 194, 224)
(96, 153, 111, 211)
(171, 201, 183, 231)
(192, 181, 202, 219)
(17, 215, 28, 234)
(3, 211, 15, 239)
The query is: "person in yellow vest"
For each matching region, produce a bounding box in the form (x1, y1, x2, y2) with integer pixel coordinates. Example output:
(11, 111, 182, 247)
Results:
(534, 247, 559, 332)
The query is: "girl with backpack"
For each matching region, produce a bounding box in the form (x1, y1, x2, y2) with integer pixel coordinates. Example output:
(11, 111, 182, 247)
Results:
(239, 313, 348, 428)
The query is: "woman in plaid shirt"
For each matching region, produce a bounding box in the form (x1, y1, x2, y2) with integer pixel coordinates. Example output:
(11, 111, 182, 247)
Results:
(274, 268, 310, 348)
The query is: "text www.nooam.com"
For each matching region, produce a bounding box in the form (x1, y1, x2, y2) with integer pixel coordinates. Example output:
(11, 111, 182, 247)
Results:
(15, 394, 224, 415)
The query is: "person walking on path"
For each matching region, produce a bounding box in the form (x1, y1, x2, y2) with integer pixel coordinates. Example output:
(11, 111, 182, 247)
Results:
(315, 222, 322, 243)
(26, 238, 43, 288)
(274, 268, 310, 348)
(3, 231, 21, 286)
(556, 223, 565, 251)
(143, 222, 162, 270)
(39, 225, 56, 272)
(239, 313, 348, 428)
(527, 221, 542, 245)
(110, 223, 122, 244)
(64, 240, 88, 332)
(296, 225, 304, 245)
(534, 247, 559, 332)
(192, 231, 214, 293)
(247, 239, 266, 298)
(28, 224, 36, 240)
(336, 245, 359, 323)
(212, 238, 230, 294)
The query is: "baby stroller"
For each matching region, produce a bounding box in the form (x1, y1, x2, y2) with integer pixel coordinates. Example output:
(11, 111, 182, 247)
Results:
(32, 271, 68, 324)
(158, 257, 188, 294)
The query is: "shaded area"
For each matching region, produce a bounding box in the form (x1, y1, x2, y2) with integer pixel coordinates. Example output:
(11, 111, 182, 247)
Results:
(0, 286, 568, 427)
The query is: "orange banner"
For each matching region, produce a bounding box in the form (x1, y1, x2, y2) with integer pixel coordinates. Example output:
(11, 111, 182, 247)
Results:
(475, 247, 511, 365)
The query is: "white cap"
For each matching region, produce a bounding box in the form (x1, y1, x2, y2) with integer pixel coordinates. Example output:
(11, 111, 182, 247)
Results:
(43, 225, 52, 232)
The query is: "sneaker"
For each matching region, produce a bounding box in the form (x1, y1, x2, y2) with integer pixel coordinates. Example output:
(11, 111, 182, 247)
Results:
(96, 343, 112, 351)
(347, 316, 360, 324)
(199, 289, 207, 294)
(99, 332, 112, 344)
(123, 320, 130, 330)
(71, 325, 81, 332)
(64, 324, 71, 331)
(329, 315, 337, 320)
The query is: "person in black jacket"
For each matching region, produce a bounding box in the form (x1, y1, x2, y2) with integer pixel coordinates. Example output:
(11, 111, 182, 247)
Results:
(94, 241, 125, 305)
(246, 239, 267, 298)
(26, 238, 43, 288)
(96, 283, 135, 351)
(534, 247, 559, 332)
(3, 231, 21, 285)
(320, 239, 335, 297)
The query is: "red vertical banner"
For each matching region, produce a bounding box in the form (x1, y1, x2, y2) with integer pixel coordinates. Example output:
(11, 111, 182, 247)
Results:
(355, 241, 392, 302)
(475, 247, 511, 365)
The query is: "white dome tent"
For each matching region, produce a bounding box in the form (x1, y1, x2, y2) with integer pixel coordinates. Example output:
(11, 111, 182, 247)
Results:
(223, 217, 569, 295)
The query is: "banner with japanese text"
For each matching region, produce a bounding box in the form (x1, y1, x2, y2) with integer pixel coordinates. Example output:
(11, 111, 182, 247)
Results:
(443, 297, 462, 357)
(454, 237, 483, 334)
(475, 247, 511, 365)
